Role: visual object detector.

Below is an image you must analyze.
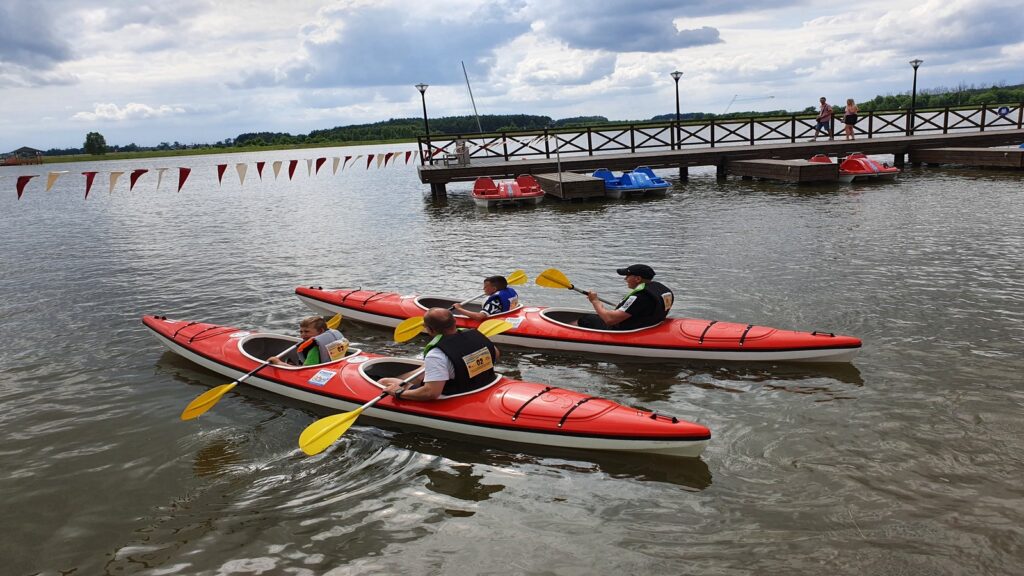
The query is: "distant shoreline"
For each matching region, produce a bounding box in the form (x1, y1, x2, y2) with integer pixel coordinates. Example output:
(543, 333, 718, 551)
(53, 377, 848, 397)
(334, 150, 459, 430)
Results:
(33, 138, 418, 165)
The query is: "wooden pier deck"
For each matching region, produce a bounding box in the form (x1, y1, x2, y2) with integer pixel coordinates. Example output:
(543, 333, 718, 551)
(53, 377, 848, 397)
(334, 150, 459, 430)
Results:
(418, 129, 1024, 196)
(909, 147, 1024, 168)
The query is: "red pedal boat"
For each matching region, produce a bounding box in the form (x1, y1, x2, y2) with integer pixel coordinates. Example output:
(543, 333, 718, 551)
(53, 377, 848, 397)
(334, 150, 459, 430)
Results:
(472, 175, 545, 208)
(810, 152, 900, 183)
(295, 287, 862, 363)
(143, 315, 711, 458)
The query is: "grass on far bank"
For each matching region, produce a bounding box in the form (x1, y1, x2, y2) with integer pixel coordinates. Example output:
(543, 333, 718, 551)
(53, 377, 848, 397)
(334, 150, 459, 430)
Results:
(42, 138, 418, 165)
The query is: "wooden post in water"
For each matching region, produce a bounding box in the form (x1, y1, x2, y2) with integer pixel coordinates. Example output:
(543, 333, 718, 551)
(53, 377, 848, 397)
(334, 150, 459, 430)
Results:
(678, 164, 688, 182)
(716, 162, 727, 181)
(894, 154, 906, 169)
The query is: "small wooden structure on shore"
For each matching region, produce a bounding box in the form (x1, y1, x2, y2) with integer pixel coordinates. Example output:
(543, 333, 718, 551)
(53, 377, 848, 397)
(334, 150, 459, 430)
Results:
(1, 147, 44, 166)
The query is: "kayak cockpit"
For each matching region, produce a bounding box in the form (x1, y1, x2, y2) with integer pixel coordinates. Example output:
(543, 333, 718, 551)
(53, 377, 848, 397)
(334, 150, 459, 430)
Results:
(538, 307, 665, 333)
(415, 296, 523, 318)
(237, 334, 362, 369)
(358, 358, 503, 398)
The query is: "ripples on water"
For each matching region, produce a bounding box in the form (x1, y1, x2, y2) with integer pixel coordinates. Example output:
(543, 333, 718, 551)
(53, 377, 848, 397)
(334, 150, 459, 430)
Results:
(2, 150, 1022, 574)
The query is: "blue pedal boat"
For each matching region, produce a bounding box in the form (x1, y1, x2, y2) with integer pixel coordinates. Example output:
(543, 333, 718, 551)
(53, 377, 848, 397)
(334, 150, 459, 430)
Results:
(592, 166, 671, 198)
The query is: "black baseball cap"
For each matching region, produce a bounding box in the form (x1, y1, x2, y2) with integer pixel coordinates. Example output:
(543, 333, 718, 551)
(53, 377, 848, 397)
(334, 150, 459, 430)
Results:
(616, 264, 655, 279)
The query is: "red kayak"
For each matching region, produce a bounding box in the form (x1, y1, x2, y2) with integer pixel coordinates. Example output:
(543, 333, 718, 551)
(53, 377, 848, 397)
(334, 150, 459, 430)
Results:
(472, 175, 545, 208)
(143, 315, 711, 458)
(295, 288, 862, 363)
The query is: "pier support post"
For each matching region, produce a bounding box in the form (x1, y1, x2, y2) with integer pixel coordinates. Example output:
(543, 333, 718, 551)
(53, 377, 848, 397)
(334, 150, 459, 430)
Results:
(678, 165, 688, 182)
(716, 163, 727, 181)
(893, 154, 905, 169)
(429, 183, 447, 199)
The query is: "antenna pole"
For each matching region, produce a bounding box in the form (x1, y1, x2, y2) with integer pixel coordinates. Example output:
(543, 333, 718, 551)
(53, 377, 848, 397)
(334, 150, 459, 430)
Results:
(462, 61, 483, 133)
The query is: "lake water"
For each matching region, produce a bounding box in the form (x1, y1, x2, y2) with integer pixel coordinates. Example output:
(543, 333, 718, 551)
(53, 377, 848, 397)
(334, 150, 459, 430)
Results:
(2, 146, 1022, 575)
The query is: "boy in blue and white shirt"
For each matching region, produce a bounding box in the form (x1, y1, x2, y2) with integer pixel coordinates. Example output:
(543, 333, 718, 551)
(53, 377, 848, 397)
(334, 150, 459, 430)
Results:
(453, 275, 519, 321)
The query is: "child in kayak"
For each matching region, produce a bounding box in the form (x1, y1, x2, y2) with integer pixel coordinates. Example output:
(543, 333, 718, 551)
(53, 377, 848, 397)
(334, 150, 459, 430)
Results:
(269, 316, 347, 366)
(453, 275, 519, 321)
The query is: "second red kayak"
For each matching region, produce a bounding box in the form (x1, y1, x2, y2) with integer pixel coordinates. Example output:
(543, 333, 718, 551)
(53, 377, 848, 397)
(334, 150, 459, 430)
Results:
(295, 287, 862, 363)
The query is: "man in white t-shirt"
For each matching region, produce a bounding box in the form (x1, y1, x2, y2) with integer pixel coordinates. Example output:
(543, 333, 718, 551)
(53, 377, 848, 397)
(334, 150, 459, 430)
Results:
(382, 308, 500, 400)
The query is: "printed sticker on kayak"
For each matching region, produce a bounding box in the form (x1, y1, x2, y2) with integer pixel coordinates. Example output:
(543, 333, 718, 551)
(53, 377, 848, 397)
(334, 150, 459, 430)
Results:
(229, 331, 251, 338)
(500, 317, 524, 329)
(307, 369, 336, 387)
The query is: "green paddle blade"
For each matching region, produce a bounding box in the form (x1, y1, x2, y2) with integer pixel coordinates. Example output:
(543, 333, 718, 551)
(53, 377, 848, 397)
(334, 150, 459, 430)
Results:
(536, 267, 573, 289)
(394, 316, 426, 343)
(181, 382, 237, 421)
(299, 407, 366, 456)
(506, 269, 529, 286)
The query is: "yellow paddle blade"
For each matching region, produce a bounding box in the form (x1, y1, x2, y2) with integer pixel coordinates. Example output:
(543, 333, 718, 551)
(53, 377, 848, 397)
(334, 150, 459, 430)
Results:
(536, 267, 573, 289)
(299, 407, 366, 456)
(325, 313, 342, 330)
(506, 269, 529, 286)
(181, 382, 237, 421)
(394, 316, 426, 343)
(478, 318, 514, 337)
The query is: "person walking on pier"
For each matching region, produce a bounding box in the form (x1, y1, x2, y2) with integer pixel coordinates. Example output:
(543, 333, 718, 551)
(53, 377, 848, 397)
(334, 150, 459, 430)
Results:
(812, 97, 834, 141)
(843, 98, 859, 140)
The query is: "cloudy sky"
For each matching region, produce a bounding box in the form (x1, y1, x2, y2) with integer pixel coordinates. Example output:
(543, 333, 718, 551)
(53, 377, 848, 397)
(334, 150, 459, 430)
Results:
(1, 0, 1021, 151)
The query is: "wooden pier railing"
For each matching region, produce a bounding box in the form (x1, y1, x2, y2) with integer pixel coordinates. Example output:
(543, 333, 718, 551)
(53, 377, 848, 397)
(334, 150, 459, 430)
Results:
(417, 102, 1024, 165)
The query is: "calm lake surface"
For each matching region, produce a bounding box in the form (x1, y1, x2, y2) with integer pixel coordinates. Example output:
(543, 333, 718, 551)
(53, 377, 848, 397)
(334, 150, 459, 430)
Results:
(2, 146, 1022, 575)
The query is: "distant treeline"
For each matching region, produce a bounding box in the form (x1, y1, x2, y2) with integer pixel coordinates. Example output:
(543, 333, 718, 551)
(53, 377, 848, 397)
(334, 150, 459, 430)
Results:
(41, 83, 1023, 156)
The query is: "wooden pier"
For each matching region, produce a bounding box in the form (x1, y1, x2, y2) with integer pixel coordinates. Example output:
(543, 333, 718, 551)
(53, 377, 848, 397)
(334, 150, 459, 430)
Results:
(909, 147, 1024, 168)
(418, 129, 1024, 196)
(727, 159, 838, 182)
(534, 172, 605, 200)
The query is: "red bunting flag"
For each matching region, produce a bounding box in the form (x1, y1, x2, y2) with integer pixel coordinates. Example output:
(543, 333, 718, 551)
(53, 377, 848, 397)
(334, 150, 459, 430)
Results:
(256, 161, 265, 180)
(177, 167, 191, 192)
(83, 171, 97, 199)
(315, 157, 326, 175)
(405, 150, 412, 164)
(343, 155, 352, 171)
(288, 159, 298, 180)
(217, 164, 227, 184)
(16, 175, 37, 200)
(130, 169, 148, 191)
(366, 155, 374, 169)
(384, 152, 395, 167)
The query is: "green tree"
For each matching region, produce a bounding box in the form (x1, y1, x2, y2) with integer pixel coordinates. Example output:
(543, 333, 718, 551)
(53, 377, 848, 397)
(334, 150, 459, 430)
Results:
(84, 132, 107, 155)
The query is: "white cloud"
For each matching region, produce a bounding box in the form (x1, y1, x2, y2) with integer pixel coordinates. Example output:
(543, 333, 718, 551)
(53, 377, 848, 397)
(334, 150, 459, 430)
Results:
(72, 102, 187, 122)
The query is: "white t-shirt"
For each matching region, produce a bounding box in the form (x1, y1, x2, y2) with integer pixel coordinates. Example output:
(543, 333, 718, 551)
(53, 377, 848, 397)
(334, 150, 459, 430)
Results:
(423, 348, 455, 383)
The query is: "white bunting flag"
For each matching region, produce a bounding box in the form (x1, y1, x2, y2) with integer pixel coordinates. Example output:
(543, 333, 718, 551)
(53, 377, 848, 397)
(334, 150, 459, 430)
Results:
(236, 163, 247, 185)
(376, 154, 385, 168)
(272, 160, 283, 179)
(306, 159, 313, 177)
(332, 157, 340, 175)
(109, 171, 124, 193)
(45, 171, 69, 192)
(156, 167, 168, 190)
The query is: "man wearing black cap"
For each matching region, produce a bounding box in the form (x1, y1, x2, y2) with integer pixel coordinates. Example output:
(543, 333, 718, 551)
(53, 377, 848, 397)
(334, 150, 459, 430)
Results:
(577, 264, 674, 330)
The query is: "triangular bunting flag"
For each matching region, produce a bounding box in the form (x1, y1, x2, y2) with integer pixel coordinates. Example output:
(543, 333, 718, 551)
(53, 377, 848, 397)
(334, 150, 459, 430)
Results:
(130, 169, 148, 191)
(83, 171, 98, 199)
(217, 164, 227, 185)
(384, 152, 395, 167)
(236, 163, 247, 185)
(366, 155, 374, 169)
(16, 175, 37, 200)
(272, 160, 282, 179)
(45, 171, 68, 192)
(342, 155, 353, 170)
(315, 157, 326, 175)
(256, 161, 265, 180)
(156, 167, 168, 190)
(306, 159, 313, 177)
(288, 159, 298, 180)
(332, 157, 340, 175)
(405, 151, 412, 164)
(109, 171, 124, 194)
(177, 167, 191, 192)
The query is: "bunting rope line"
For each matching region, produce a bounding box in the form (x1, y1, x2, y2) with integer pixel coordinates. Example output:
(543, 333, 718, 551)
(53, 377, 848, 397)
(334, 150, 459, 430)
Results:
(8, 148, 421, 200)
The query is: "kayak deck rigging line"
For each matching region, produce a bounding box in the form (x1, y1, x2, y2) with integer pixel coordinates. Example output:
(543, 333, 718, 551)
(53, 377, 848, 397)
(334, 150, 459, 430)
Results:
(513, 386, 552, 421)
(559, 397, 597, 428)
(698, 320, 718, 345)
(738, 324, 754, 346)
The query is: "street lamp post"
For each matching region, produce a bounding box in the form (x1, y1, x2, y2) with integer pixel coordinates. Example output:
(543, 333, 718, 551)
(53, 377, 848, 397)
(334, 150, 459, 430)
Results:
(415, 83, 430, 163)
(908, 59, 922, 135)
(670, 70, 683, 150)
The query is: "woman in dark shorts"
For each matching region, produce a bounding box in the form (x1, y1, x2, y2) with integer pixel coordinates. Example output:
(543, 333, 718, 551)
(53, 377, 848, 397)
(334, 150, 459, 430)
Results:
(843, 98, 859, 140)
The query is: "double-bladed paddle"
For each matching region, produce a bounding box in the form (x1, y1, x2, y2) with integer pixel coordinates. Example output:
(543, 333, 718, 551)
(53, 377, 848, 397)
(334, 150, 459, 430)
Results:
(180, 313, 342, 421)
(298, 318, 514, 456)
(535, 267, 616, 305)
(393, 269, 528, 343)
